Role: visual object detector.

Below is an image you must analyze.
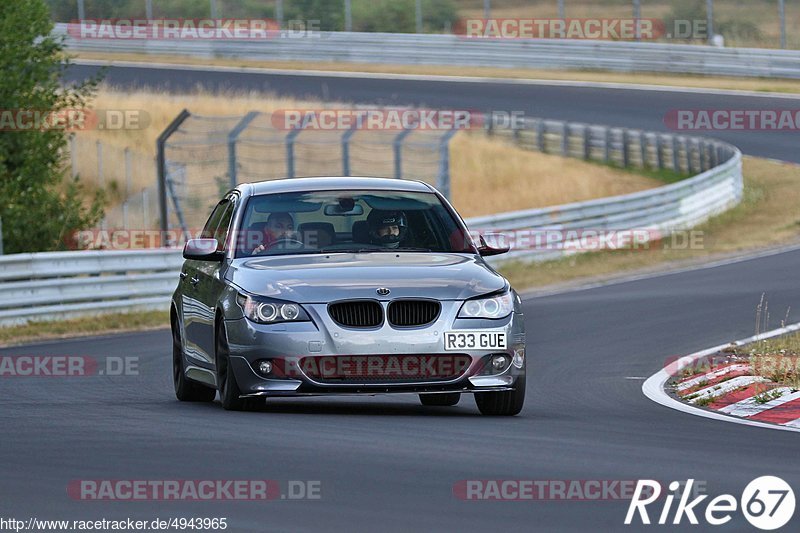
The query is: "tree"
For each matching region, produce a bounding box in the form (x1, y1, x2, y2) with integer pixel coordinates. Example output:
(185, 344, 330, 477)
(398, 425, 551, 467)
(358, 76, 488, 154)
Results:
(0, 0, 105, 254)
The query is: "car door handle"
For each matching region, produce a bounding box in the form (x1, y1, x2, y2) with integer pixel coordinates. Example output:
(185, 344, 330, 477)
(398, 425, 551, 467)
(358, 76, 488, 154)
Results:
(190, 276, 200, 286)
(179, 272, 188, 280)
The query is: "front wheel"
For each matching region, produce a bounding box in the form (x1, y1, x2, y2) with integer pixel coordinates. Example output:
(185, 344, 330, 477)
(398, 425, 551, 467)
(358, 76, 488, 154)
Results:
(419, 393, 461, 406)
(216, 321, 249, 411)
(474, 375, 525, 416)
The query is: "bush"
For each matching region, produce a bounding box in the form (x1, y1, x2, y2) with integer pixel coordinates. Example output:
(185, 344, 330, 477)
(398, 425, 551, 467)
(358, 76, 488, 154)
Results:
(1, 0, 105, 254)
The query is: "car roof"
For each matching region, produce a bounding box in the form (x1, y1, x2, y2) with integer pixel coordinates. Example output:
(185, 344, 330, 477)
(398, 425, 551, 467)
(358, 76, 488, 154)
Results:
(238, 176, 434, 197)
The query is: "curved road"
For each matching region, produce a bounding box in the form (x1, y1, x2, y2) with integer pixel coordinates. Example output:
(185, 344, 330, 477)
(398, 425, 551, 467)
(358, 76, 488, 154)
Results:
(2, 64, 799, 531)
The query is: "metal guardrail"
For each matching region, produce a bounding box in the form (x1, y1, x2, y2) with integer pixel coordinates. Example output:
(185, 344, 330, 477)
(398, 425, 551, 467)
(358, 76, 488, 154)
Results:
(0, 250, 184, 326)
(56, 24, 800, 79)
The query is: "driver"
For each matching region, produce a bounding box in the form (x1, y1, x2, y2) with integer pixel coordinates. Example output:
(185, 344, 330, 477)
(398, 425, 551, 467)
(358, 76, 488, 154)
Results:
(252, 212, 296, 254)
(367, 210, 408, 249)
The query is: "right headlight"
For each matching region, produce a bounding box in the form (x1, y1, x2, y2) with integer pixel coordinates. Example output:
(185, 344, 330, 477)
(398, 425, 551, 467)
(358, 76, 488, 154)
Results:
(457, 291, 514, 319)
(236, 293, 310, 324)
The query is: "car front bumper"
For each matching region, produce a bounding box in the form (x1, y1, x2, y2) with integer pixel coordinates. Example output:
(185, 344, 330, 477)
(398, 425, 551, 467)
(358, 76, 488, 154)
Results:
(223, 301, 526, 397)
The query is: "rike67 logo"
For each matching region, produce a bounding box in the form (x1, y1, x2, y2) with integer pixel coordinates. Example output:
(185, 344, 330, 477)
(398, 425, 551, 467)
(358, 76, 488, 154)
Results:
(625, 477, 795, 530)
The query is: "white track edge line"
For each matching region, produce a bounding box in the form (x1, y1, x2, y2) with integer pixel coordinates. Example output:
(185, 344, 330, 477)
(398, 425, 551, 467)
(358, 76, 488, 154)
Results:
(642, 321, 800, 433)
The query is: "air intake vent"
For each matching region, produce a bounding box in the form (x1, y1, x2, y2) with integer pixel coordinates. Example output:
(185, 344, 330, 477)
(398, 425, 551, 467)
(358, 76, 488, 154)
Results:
(328, 300, 383, 328)
(388, 300, 440, 327)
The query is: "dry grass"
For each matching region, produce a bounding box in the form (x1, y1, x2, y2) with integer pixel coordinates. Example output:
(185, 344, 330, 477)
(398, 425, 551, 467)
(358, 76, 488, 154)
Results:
(74, 86, 664, 219)
(74, 52, 800, 95)
(0, 311, 169, 348)
(500, 156, 800, 289)
(749, 332, 800, 389)
(449, 131, 661, 216)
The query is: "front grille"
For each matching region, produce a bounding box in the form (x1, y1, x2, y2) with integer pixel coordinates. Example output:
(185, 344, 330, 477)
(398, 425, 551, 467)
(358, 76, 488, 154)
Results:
(328, 300, 383, 328)
(388, 300, 440, 327)
(299, 354, 471, 384)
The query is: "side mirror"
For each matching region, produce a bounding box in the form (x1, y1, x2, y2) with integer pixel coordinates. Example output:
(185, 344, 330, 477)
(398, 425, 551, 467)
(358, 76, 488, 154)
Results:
(477, 233, 510, 257)
(183, 238, 225, 261)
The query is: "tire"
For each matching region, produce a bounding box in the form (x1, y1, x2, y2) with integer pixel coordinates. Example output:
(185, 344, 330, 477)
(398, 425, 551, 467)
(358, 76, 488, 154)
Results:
(474, 375, 526, 416)
(419, 393, 461, 406)
(172, 316, 216, 402)
(216, 321, 249, 411)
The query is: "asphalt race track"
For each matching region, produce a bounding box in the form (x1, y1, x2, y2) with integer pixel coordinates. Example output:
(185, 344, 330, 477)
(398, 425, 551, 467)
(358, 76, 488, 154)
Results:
(2, 64, 798, 531)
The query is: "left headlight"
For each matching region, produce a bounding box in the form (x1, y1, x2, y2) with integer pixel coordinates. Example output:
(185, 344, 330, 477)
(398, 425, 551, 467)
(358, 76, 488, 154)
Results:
(457, 291, 514, 319)
(236, 293, 310, 324)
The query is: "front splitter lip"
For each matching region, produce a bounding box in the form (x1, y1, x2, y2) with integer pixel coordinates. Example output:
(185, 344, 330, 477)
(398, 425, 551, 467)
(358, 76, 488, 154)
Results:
(239, 386, 516, 398)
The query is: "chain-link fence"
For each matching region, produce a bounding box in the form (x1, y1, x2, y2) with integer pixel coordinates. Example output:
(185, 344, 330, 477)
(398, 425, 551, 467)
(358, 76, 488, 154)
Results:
(158, 110, 457, 232)
(66, 136, 160, 231)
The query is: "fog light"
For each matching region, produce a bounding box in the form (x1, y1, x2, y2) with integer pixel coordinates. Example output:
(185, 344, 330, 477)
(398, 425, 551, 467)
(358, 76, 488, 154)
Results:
(257, 360, 273, 375)
(512, 348, 525, 369)
(491, 355, 510, 372)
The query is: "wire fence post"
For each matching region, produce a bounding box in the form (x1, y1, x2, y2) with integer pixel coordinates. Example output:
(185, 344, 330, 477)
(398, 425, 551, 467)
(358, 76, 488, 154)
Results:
(561, 123, 570, 156)
(415, 0, 423, 33)
(536, 120, 546, 152)
(437, 129, 458, 200)
(633, 0, 641, 41)
(558, 0, 565, 20)
(96, 140, 103, 189)
(484, 0, 491, 19)
(393, 129, 413, 180)
(276, 0, 283, 27)
(341, 125, 357, 176)
(0, 216, 4, 256)
(124, 147, 131, 228)
(345, 0, 352, 31)
(156, 109, 191, 234)
(779, 0, 787, 49)
(77, 0, 85, 19)
(582, 126, 591, 160)
(70, 134, 77, 178)
(621, 129, 630, 167)
(228, 111, 260, 188)
(145, 0, 153, 19)
(286, 126, 305, 178)
(706, 0, 714, 44)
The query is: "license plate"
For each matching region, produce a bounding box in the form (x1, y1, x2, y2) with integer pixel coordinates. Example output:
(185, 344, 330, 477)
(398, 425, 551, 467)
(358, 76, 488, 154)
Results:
(444, 331, 507, 351)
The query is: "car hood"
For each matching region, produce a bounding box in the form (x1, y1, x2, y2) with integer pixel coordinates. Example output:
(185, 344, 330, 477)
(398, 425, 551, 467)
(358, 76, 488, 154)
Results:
(226, 252, 506, 303)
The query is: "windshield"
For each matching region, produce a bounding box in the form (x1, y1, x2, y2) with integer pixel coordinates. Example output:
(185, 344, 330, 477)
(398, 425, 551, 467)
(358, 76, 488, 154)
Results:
(233, 189, 476, 258)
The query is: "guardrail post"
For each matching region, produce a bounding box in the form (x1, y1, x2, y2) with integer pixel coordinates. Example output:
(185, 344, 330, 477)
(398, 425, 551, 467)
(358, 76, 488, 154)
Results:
(536, 120, 546, 153)
(228, 111, 260, 188)
(561, 123, 569, 156)
(603, 127, 611, 162)
(393, 128, 413, 179)
(157, 109, 191, 234)
(582, 126, 591, 160)
(656, 136, 664, 170)
(437, 129, 458, 199)
(671, 136, 680, 172)
(621, 129, 630, 167)
(342, 125, 358, 176)
(639, 132, 648, 168)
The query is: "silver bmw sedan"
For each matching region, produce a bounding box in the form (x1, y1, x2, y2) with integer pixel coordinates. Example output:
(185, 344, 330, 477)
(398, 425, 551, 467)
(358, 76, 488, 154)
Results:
(171, 177, 526, 415)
